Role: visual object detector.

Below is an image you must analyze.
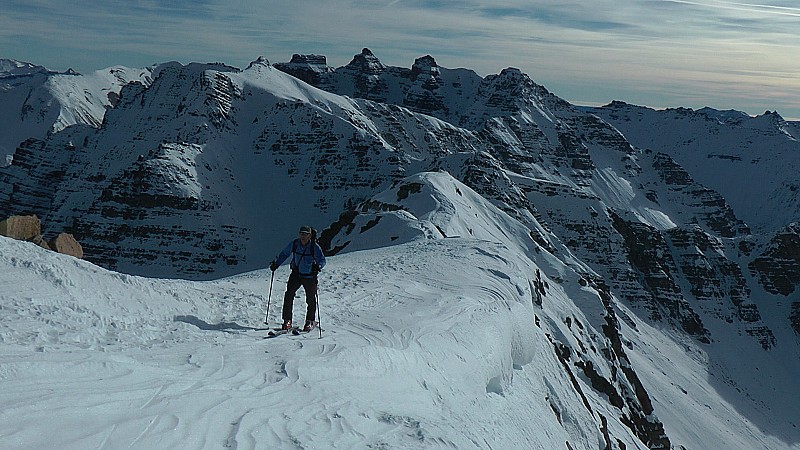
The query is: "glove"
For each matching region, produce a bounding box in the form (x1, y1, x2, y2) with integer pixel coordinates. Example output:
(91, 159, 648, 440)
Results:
(311, 263, 320, 273)
(269, 260, 278, 272)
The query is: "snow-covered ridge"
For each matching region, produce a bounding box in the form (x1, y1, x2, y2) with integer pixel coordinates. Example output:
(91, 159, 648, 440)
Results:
(0, 52, 797, 352)
(1, 50, 799, 448)
(586, 101, 800, 234)
(0, 59, 155, 163)
(0, 59, 51, 77)
(1, 192, 795, 449)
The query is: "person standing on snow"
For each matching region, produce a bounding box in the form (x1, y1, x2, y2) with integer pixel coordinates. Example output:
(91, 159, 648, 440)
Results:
(270, 225, 326, 331)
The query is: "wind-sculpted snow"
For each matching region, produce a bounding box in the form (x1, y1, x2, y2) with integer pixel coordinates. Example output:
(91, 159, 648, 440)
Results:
(324, 171, 548, 257)
(0, 236, 610, 448)
(3, 226, 797, 449)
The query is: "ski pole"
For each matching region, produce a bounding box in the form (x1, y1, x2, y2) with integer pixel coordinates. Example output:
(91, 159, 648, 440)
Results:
(264, 270, 275, 324)
(316, 281, 322, 339)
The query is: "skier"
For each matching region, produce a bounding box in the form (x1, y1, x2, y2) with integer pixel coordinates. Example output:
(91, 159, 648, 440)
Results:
(270, 225, 326, 332)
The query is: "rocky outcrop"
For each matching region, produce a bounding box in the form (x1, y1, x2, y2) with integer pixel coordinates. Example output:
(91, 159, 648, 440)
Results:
(0, 214, 41, 240)
(48, 233, 83, 258)
(402, 55, 447, 117)
(749, 223, 800, 296)
(1, 214, 83, 258)
(273, 54, 332, 86)
(609, 211, 710, 342)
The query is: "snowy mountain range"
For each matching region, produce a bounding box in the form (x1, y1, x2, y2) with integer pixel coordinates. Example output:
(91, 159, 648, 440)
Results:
(1, 51, 799, 449)
(0, 60, 154, 166)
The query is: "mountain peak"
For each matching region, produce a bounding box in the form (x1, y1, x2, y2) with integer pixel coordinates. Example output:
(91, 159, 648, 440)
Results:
(410, 55, 439, 81)
(0, 59, 49, 77)
(246, 56, 271, 69)
(345, 48, 385, 74)
(272, 54, 331, 85)
(483, 67, 536, 89)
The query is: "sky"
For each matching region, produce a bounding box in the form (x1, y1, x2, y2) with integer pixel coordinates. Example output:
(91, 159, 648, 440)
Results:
(1, 0, 799, 120)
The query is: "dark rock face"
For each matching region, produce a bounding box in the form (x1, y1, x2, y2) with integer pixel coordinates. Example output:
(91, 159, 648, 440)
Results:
(610, 212, 710, 341)
(666, 227, 776, 349)
(750, 223, 800, 296)
(273, 54, 332, 86)
(651, 152, 749, 238)
(791, 303, 800, 335)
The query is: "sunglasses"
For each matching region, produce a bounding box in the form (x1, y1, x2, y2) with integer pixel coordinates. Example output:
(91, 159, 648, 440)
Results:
(299, 231, 310, 236)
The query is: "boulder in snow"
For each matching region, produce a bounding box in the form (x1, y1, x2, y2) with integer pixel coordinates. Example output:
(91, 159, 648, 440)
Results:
(48, 232, 83, 259)
(0, 215, 42, 241)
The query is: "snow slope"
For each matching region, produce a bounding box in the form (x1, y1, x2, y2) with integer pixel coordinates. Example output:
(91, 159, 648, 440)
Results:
(2, 173, 796, 449)
(587, 102, 800, 234)
(0, 59, 154, 165)
(0, 232, 616, 449)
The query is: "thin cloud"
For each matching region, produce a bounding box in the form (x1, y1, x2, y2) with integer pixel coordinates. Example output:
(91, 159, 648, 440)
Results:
(665, 0, 800, 17)
(1, 0, 798, 119)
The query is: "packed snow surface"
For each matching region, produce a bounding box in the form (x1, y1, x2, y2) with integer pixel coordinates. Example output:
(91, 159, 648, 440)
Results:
(1, 232, 795, 449)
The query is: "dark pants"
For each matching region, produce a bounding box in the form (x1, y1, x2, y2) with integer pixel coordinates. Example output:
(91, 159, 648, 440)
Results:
(282, 270, 318, 324)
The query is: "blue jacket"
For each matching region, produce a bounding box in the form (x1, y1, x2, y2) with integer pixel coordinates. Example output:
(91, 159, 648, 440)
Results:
(274, 238, 326, 278)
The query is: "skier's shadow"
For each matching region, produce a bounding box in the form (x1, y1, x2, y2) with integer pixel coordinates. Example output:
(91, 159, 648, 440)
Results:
(174, 315, 269, 332)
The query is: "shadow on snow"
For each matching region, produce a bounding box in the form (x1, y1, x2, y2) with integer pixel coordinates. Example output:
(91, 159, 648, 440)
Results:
(173, 315, 269, 332)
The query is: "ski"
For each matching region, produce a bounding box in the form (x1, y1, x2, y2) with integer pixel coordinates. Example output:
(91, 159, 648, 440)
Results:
(266, 327, 297, 338)
(292, 323, 322, 335)
(264, 324, 322, 338)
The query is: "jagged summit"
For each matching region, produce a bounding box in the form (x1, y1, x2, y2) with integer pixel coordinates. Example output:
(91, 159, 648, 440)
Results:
(246, 55, 271, 69)
(410, 55, 438, 80)
(272, 54, 330, 85)
(345, 47, 386, 74)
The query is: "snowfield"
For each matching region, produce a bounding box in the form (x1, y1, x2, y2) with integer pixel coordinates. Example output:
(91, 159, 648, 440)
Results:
(1, 229, 795, 449)
(0, 235, 564, 449)
(2, 171, 799, 449)
(2, 172, 798, 449)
